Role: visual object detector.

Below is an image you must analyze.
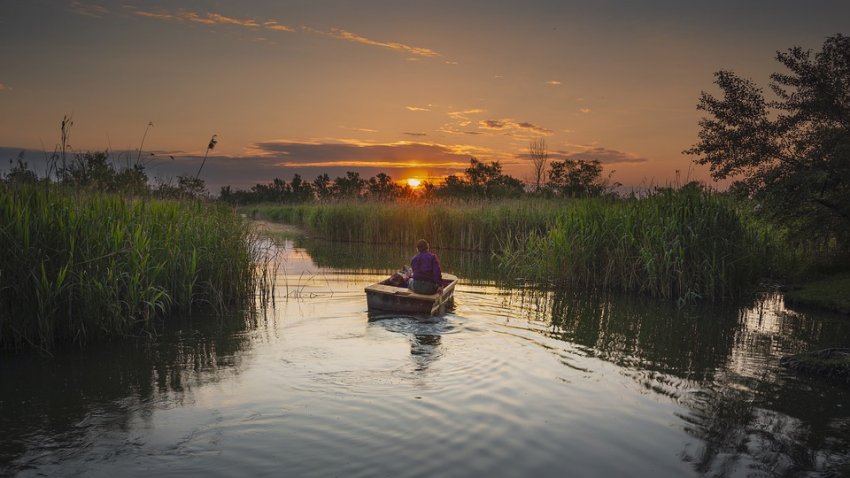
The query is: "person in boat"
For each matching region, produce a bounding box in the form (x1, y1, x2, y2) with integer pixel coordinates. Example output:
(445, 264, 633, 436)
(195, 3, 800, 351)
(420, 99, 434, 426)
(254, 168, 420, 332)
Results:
(409, 239, 443, 295)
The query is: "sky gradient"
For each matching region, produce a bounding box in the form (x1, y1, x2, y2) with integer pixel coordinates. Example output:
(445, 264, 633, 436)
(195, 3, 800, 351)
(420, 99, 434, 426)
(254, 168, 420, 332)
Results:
(1, 0, 848, 192)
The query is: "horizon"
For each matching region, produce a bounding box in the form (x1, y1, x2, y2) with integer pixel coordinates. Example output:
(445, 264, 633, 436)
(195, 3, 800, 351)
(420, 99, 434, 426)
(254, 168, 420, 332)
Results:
(2, 1, 848, 192)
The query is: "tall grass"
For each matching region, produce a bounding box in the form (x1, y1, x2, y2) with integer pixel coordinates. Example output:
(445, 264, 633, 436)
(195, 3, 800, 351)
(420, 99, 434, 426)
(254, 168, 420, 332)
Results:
(251, 189, 796, 301)
(0, 186, 268, 352)
(499, 188, 794, 300)
(251, 199, 556, 252)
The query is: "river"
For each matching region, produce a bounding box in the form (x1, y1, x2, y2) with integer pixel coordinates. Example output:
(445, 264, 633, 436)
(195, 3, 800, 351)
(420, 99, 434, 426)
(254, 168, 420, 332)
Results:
(2, 237, 849, 477)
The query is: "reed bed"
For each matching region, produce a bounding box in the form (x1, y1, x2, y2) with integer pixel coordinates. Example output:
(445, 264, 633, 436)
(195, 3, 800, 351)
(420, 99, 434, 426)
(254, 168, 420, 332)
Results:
(252, 199, 556, 253)
(0, 186, 267, 352)
(251, 190, 794, 301)
(498, 188, 792, 300)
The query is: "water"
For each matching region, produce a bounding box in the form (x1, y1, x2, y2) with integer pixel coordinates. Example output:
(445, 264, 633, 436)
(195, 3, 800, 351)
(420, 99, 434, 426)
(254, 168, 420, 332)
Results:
(2, 238, 850, 477)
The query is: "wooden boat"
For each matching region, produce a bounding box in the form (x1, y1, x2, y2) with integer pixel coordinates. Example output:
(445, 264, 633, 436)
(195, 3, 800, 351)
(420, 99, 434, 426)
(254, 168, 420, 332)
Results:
(365, 273, 458, 315)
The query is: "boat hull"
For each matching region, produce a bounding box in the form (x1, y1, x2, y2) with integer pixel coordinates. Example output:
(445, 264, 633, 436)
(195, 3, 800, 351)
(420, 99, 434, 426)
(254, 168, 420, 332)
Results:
(365, 273, 457, 315)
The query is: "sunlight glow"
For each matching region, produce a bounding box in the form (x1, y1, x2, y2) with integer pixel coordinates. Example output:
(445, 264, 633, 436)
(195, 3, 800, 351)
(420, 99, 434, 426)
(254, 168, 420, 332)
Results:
(406, 178, 422, 188)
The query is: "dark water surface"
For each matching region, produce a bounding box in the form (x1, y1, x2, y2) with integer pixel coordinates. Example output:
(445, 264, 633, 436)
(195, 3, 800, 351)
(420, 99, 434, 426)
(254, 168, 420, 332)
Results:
(2, 239, 850, 477)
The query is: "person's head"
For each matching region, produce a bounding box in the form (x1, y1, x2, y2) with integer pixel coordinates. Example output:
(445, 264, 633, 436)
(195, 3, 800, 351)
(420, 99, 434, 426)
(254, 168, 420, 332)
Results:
(416, 239, 429, 252)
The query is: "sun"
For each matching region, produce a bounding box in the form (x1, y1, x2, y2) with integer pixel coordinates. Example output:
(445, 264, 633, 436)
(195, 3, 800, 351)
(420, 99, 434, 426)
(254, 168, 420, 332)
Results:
(406, 178, 422, 188)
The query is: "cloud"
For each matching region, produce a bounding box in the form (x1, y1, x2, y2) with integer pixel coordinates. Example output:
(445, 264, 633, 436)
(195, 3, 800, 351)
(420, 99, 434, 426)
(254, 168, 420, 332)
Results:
(479, 119, 553, 135)
(406, 106, 431, 112)
(130, 8, 440, 58)
(545, 80, 562, 86)
(517, 147, 648, 165)
(0, 83, 10, 92)
(247, 140, 474, 168)
(404, 132, 428, 137)
(579, 108, 591, 114)
(70, 1, 109, 18)
(311, 27, 441, 58)
(340, 126, 379, 133)
(134, 8, 293, 32)
(264, 21, 295, 32)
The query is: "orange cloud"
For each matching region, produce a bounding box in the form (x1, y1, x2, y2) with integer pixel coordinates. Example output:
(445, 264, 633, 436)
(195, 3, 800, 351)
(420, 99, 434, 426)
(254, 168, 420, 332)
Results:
(306, 27, 441, 58)
(134, 8, 292, 32)
(545, 80, 562, 86)
(264, 21, 295, 32)
(479, 118, 553, 136)
(406, 106, 431, 112)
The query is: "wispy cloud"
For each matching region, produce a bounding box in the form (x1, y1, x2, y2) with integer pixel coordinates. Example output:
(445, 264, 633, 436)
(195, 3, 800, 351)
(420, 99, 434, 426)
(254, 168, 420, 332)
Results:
(579, 108, 591, 114)
(307, 27, 441, 58)
(404, 132, 428, 137)
(128, 8, 441, 58)
(340, 126, 379, 133)
(479, 118, 553, 136)
(406, 106, 431, 112)
(70, 1, 108, 18)
(517, 146, 647, 165)
(134, 9, 266, 28)
(545, 80, 561, 86)
(264, 21, 294, 32)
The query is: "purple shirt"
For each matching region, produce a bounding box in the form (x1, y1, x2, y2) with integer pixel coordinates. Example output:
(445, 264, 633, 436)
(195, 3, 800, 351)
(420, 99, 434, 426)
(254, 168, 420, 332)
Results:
(411, 251, 442, 285)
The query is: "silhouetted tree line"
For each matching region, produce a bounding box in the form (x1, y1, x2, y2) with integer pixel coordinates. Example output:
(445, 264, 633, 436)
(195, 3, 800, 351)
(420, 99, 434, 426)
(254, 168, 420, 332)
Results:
(217, 155, 616, 205)
(2, 150, 210, 199)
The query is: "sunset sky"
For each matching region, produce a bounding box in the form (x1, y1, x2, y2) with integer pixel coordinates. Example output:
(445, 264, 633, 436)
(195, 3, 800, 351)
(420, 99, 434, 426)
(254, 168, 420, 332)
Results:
(1, 0, 848, 192)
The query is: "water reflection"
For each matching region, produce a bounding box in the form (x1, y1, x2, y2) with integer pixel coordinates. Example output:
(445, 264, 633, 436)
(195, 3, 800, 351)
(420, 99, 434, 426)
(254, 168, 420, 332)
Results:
(368, 313, 446, 372)
(504, 287, 850, 476)
(297, 237, 499, 283)
(4, 237, 850, 477)
(0, 312, 258, 474)
(286, 239, 850, 476)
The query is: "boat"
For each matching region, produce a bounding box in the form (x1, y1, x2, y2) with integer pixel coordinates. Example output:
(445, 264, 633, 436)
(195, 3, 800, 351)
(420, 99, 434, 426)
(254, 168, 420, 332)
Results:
(365, 273, 458, 315)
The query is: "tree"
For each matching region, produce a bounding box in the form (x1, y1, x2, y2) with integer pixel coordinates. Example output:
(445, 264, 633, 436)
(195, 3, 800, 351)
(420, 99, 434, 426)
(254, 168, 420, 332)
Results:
(289, 174, 314, 202)
(366, 173, 401, 200)
(433, 157, 524, 199)
(312, 173, 333, 200)
(547, 158, 606, 197)
(332, 171, 365, 199)
(686, 34, 850, 246)
(528, 137, 548, 192)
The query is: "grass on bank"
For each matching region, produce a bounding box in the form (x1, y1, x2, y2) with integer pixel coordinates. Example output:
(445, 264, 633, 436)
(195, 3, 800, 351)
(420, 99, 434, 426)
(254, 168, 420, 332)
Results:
(248, 188, 800, 301)
(785, 273, 850, 314)
(0, 185, 269, 353)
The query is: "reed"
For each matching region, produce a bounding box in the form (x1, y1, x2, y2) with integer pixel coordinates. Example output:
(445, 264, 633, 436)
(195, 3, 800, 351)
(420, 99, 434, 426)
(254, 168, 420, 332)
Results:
(0, 185, 268, 352)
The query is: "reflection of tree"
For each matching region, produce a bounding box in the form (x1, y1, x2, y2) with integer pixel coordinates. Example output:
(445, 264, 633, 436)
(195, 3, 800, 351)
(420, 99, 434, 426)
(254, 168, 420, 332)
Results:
(678, 380, 850, 476)
(508, 288, 850, 477)
(0, 313, 256, 473)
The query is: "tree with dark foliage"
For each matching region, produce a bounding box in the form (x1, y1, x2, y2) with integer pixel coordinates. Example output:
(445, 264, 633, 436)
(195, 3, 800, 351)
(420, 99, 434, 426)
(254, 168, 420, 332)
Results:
(686, 34, 850, 247)
(547, 158, 606, 198)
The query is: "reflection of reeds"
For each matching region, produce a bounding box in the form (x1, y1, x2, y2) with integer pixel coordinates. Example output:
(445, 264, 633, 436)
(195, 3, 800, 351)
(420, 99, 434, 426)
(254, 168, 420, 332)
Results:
(0, 186, 270, 352)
